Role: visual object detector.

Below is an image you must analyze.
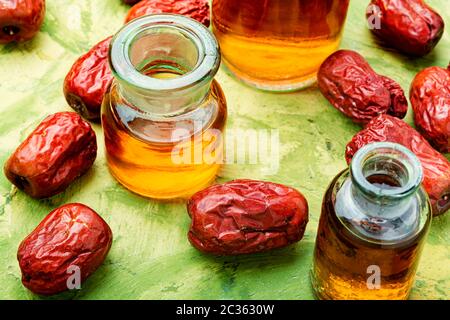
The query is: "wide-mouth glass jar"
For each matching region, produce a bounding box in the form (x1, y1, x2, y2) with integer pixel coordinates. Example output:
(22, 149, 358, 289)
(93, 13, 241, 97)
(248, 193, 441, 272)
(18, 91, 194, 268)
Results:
(102, 14, 227, 200)
(212, 0, 350, 91)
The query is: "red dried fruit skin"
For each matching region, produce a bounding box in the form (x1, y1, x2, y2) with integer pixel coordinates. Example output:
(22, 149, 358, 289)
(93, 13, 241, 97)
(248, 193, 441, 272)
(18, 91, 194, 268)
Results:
(63, 37, 113, 122)
(0, 0, 45, 44)
(318, 50, 408, 124)
(4, 112, 97, 199)
(345, 115, 450, 216)
(410, 66, 450, 153)
(125, 0, 210, 27)
(187, 179, 309, 255)
(367, 0, 444, 56)
(17, 203, 113, 296)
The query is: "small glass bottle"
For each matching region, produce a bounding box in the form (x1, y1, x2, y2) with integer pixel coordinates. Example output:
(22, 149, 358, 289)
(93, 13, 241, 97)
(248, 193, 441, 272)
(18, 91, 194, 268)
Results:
(102, 14, 227, 199)
(311, 142, 432, 300)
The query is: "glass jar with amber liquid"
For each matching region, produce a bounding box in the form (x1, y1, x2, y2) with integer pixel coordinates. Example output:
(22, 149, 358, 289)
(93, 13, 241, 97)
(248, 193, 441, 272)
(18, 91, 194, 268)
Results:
(311, 142, 432, 300)
(212, 0, 350, 91)
(102, 14, 227, 199)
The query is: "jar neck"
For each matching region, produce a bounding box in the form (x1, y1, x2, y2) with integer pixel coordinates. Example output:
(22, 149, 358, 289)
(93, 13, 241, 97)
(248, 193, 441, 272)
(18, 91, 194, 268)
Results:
(116, 77, 212, 116)
(349, 142, 423, 218)
(109, 14, 220, 117)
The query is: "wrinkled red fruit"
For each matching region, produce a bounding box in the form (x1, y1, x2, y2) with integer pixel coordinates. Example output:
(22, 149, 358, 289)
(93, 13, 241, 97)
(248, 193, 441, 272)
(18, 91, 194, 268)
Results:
(188, 179, 309, 255)
(4, 112, 97, 198)
(125, 0, 210, 27)
(64, 37, 113, 122)
(17, 203, 112, 296)
(410, 65, 450, 153)
(346, 115, 450, 216)
(0, 0, 45, 44)
(318, 50, 408, 124)
(367, 0, 444, 56)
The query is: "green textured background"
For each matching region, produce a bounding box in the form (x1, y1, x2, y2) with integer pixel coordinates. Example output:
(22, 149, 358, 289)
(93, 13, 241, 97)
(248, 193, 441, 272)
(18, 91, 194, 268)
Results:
(0, 0, 449, 300)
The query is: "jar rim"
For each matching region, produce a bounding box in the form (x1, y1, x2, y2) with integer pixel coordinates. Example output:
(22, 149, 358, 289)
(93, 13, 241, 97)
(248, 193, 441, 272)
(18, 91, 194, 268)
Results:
(110, 14, 220, 92)
(350, 142, 424, 199)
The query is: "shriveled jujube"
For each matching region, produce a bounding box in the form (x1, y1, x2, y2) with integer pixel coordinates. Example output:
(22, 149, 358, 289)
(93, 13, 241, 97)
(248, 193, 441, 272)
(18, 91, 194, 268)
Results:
(410, 65, 450, 153)
(187, 179, 309, 255)
(64, 37, 113, 122)
(345, 115, 450, 216)
(367, 0, 445, 56)
(0, 0, 46, 43)
(318, 50, 408, 124)
(4, 112, 97, 198)
(125, 0, 210, 26)
(17, 203, 113, 295)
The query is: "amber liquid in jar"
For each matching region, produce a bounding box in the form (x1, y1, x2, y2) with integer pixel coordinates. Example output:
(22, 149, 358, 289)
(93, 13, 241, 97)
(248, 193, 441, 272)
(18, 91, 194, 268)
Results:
(102, 15, 227, 199)
(102, 80, 226, 200)
(212, 0, 350, 91)
(311, 143, 431, 300)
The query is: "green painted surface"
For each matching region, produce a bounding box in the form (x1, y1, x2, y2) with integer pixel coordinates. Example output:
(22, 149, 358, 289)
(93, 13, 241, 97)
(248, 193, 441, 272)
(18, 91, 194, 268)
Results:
(0, 0, 449, 300)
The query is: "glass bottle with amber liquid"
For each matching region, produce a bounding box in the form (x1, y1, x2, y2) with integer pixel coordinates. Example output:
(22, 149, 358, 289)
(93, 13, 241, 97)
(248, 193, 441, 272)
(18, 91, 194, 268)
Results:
(212, 0, 350, 91)
(311, 142, 432, 300)
(102, 14, 227, 199)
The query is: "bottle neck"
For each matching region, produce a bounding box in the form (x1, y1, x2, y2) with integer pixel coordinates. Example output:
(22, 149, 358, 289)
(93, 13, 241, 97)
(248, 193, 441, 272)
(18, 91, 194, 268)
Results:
(349, 142, 423, 219)
(109, 14, 220, 117)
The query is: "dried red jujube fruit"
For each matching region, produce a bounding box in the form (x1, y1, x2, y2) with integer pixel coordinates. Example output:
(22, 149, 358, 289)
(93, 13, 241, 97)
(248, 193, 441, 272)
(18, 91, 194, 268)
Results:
(4, 112, 97, 199)
(410, 65, 450, 153)
(187, 179, 309, 255)
(318, 50, 408, 124)
(0, 0, 45, 43)
(367, 0, 445, 56)
(17, 203, 113, 296)
(125, 0, 210, 27)
(63, 36, 113, 122)
(345, 115, 450, 216)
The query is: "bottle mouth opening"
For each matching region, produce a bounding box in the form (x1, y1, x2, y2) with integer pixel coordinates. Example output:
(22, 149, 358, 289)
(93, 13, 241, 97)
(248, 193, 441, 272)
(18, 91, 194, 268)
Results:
(350, 142, 423, 200)
(110, 14, 220, 92)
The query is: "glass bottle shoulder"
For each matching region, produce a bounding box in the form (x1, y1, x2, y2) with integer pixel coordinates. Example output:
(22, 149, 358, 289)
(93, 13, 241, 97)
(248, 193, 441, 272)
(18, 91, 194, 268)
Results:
(328, 169, 432, 246)
(103, 80, 227, 145)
